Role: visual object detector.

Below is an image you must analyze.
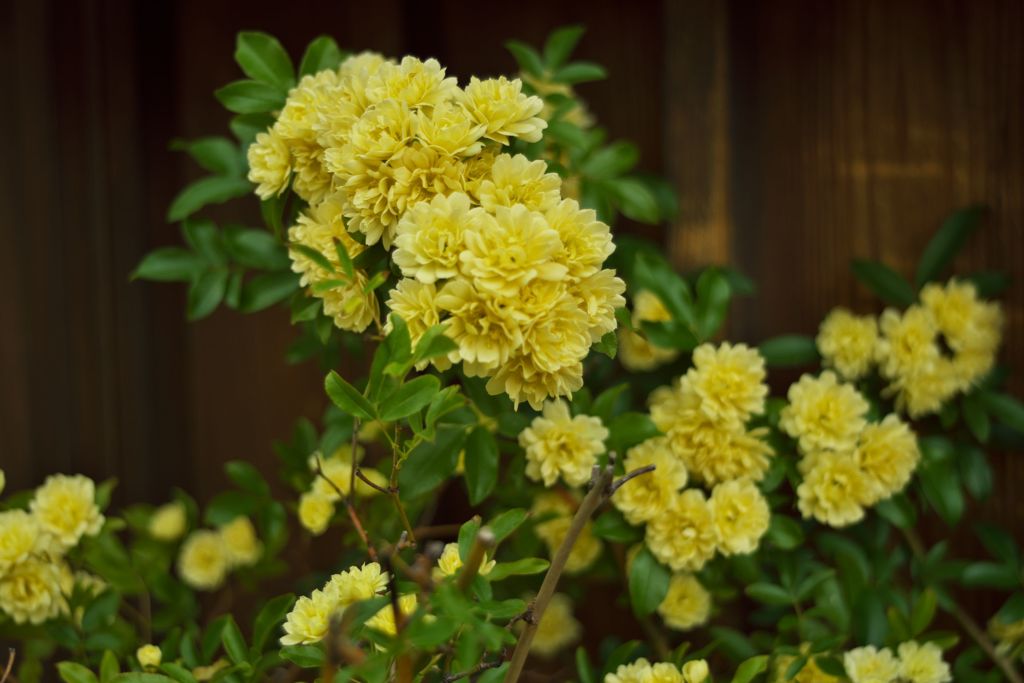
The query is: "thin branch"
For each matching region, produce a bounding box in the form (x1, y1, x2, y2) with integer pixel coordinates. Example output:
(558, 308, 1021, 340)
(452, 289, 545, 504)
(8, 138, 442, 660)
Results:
(354, 467, 391, 495)
(503, 464, 616, 683)
(383, 553, 413, 683)
(900, 526, 1023, 683)
(1, 649, 14, 683)
(316, 456, 378, 561)
(348, 419, 361, 503)
(608, 464, 657, 496)
(457, 527, 496, 592)
(444, 660, 502, 683)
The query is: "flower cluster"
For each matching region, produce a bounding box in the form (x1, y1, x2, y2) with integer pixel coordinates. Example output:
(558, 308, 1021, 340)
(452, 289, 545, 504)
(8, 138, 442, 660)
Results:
(176, 516, 262, 591)
(281, 562, 389, 645)
(297, 444, 388, 536)
(614, 343, 773, 573)
(842, 641, 952, 683)
(0, 474, 104, 624)
(606, 657, 710, 683)
(781, 372, 921, 527)
(249, 53, 625, 408)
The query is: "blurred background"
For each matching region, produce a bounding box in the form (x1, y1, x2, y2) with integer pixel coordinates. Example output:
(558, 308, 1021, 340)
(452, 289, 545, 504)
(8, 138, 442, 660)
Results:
(1, 0, 1021, 610)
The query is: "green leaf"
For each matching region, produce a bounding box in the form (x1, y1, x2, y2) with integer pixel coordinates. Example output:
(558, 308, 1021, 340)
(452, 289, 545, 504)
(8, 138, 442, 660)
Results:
(576, 647, 597, 683)
(487, 508, 529, 544)
(709, 626, 757, 661)
(915, 205, 985, 288)
(252, 593, 295, 652)
(380, 316, 414, 379)
(214, 80, 286, 115)
(280, 644, 325, 668)
(875, 494, 917, 529)
(965, 270, 1010, 298)
(814, 656, 846, 678)
(299, 36, 344, 77)
(543, 25, 585, 69)
(225, 460, 270, 496)
(910, 589, 938, 636)
(324, 371, 375, 420)
(413, 324, 458, 365)
(975, 523, 1019, 565)
(504, 40, 544, 77)
(486, 557, 550, 581)
(58, 662, 99, 683)
(398, 426, 466, 501)
(962, 392, 991, 443)
(133, 248, 204, 282)
(235, 32, 295, 91)
(187, 269, 229, 321)
(608, 177, 660, 223)
(731, 655, 769, 683)
(378, 375, 440, 421)
(695, 267, 732, 339)
(746, 582, 792, 606)
(109, 675, 177, 683)
(406, 614, 459, 648)
(100, 651, 120, 683)
(82, 590, 120, 631)
(607, 412, 660, 454)
(957, 444, 992, 500)
(230, 112, 274, 146)
(167, 175, 252, 222)
(173, 136, 244, 177)
(221, 615, 247, 664)
(961, 562, 1021, 589)
(918, 456, 965, 525)
(592, 509, 643, 543)
(546, 120, 588, 148)
(464, 427, 499, 505)
(628, 547, 670, 616)
(183, 218, 226, 265)
(766, 515, 804, 550)
(785, 656, 809, 680)
(759, 335, 820, 367)
(157, 664, 195, 683)
(851, 259, 916, 306)
(238, 270, 299, 313)
(582, 141, 639, 180)
(223, 226, 288, 269)
(552, 61, 607, 84)
(979, 391, 1024, 433)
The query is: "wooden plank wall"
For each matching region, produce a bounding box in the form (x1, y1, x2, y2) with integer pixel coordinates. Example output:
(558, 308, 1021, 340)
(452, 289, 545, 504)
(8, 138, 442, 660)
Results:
(1, 0, 1021, 608)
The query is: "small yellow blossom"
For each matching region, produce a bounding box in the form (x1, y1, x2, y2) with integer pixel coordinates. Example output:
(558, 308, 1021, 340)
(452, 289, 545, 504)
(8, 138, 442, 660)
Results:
(366, 56, 458, 109)
(324, 562, 388, 604)
(657, 573, 711, 631)
(137, 644, 162, 670)
(855, 415, 920, 502)
(797, 451, 876, 527)
(475, 153, 562, 212)
(30, 474, 104, 551)
(686, 342, 767, 425)
(462, 76, 546, 145)
(876, 306, 957, 417)
(816, 308, 878, 380)
(149, 501, 187, 542)
(619, 290, 679, 371)
(612, 437, 688, 524)
(897, 641, 952, 683)
(681, 660, 710, 683)
(0, 558, 69, 624)
(530, 592, 581, 657)
(247, 128, 291, 199)
(519, 400, 608, 487)
(177, 530, 229, 591)
(366, 593, 418, 635)
(392, 192, 476, 284)
(415, 101, 485, 156)
(437, 278, 523, 374)
(574, 269, 627, 342)
(843, 645, 899, 683)
(780, 372, 869, 453)
(532, 493, 602, 573)
(432, 542, 495, 581)
(0, 510, 41, 573)
(219, 516, 262, 568)
(645, 489, 717, 572)
(606, 658, 657, 683)
(708, 478, 770, 555)
(280, 587, 336, 646)
(547, 199, 614, 280)
(298, 492, 334, 536)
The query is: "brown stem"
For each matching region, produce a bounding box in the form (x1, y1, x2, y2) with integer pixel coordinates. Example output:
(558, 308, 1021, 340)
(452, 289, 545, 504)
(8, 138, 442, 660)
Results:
(900, 527, 1023, 683)
(392, 490, 418, 545)
(316, 456, 378, 561)
(354, 467, 390, 495)
(1, 649, 15, 683)
(608, 464, 657, 496)
(503, 464, 616, 683)
(457, 527, 496, 592)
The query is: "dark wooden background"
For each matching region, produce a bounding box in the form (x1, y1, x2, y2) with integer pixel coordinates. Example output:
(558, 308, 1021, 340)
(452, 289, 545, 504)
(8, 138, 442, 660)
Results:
(2, 0, 1022, 612)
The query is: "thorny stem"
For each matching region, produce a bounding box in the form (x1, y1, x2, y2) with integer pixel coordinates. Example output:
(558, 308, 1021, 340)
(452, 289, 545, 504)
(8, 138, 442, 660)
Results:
(316, 456, 378, 561)
(900, 526, 1023, 683)
(503, 463, 617, 683)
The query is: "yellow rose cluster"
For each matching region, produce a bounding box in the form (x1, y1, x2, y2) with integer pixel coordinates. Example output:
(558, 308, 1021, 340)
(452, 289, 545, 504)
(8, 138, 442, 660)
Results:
(519, 399, 608, 487)
(781, 372, 921, 527)
(280, 562, 390, 645)
(247, 53, 625, 408)
(842, 641, 952, 683)
(816, 280, 1003, 417)
(177, 516, 262, 591)
(606, 657, 710, 683)
(296, 445, 388, 536)
(0, 474, 104, 624)
(612, 343, 773, 573)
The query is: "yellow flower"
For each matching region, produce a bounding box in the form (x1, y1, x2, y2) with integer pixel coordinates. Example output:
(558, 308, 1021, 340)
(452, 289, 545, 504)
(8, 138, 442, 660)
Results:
(681, 660, 710, 683)
(365, 56, 458, 109)
(177, 530, 229, 591)
(708, 479, 770, 555)
(657, 573, 711, 631)
(416, 101, 486, 157)
(0, 510, 41, 573)
(280, 587, 336, 645)
(437, 278, 523, 374)
(876, 306, 957, 417)
(645, 489, 717, 572)
(797, 451, 876, 527)
(772, 654, 840, 683)
(921, 280, 1002, 392)
(247, 128, 291, 199)
(311, 456, 386, 501)
(137, 644, 162, 670)
(573, 269, 626, 343)
(606, 658, 655, 683)
(432, 542, 495, 581)
(149, 501, 187, 542)
(547, 198, 615, 280)
(366, 593, 418, 635)
(780, 372, 869, 453)
(0, 558, 68, 624)
(619, 290, 679, 371)
(532, 493, 602, 573)
(855, 415, 920, 502)
(462, 76, 546, 145)
(686, 342, 767, 426)
(319, 270, 380, 333)
(393, 192, 477, 284)
(519, 400, 608, 487)
(475, 153, 562, 213)
(323, 562, 388, 604)
(287, 194, 365, 287)
(289, 140, 332, 206)
(816, 308, 878, 380)
(298, 492, 334, 536)
(897, 641, 951, 683)
(219, 516, 262, 568)
(0, 469, 5, 495)
(460, 203, 567, 298)
(30, 474, 104, 551)
(385, 279, 444, 351)
(843, 646, 899, 683)
(530, 593, 581, 657)
(612, 437, 688, 524)
(277, 69, 341, 142)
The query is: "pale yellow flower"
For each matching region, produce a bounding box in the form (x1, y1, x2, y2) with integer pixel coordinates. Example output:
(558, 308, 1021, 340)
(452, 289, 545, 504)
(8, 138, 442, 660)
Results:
(780, 371, 869, 453)
(686, 342, 767, 426)
(462, 76, 546, 145)
(682, 660, 710, 683)
(277, 69, 341, 142)
(30, 474, 104, 551)
(921, 280, 1003, 392)
(816, 308, 878, 380)
(298, 492, 334, 536)
(0, 510, 41, 573)
(385, 279, 444, 353)
(0, 469, 5, 495)
(657, 573, 711, 631)
(247, 128, 291, 199)
(519, 400, 608, 487)
(897, 641, 952, 683)
(0, 558, 68, 624)
(323, 562, 388, 604)
(708, 478, 770, 555)
(319, 270, 380, 333)
(843, 646, 899, 683)
(311, 456, 386, 501)
(475, 153, 562, 213)
(365, 56, 458, 109)
(287, 193, 365, 287)
(855, 415, 920, 503)
(797, 451, 877, 527)
(547, 198, 615, 280)
(432, 542, 495, 581)
(612, 437, 688, 524)
(177, 530, 229, 591)
(532, 493, 602, 573)
(437, 278, 523, 374)
(876, 306, 957, 417)
(149, 501, 187, 542)
(606, 658, 655, 683)
(366, 593, 418, 635)
(619, 290, 679, 371)
(280, 587, 335, 645)
(219, 516, 262, 568)
(645, 489, 717, 572)
(289, 140, 332, 206)
(392, 192, 477, 284)
(416, 101, 486, 157)
(573, 269, 626, 342)
(137, 644, 162, 670)
(529, 592, 580, 657)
